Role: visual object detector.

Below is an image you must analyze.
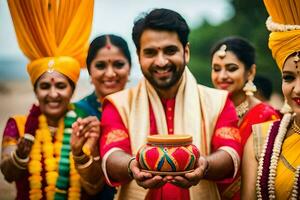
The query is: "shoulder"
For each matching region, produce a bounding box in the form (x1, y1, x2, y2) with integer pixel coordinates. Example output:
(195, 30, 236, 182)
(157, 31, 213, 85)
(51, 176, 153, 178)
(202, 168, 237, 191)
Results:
(197, 84, 228, 96)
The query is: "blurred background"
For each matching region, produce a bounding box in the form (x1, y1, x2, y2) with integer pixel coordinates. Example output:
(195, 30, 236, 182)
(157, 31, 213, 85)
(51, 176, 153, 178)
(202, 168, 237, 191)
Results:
(0, 0, 283, 199)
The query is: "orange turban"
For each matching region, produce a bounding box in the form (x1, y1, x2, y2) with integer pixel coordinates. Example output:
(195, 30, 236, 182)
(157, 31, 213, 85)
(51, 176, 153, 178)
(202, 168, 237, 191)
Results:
(269, 30, 300, 70)
(263, 0, 300, 71)
(27, 56, 81, 85)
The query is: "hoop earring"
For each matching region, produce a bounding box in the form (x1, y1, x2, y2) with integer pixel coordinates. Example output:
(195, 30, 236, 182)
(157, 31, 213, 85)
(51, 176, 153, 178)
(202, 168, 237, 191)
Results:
(243, 79, 257, 96)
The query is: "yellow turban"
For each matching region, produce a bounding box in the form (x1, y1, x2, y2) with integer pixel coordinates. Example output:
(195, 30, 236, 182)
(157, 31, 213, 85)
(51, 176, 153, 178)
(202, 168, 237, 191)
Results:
(27, 56, 80, 85)
(263, 0, 300, 71)
(269, 30, 300, 70)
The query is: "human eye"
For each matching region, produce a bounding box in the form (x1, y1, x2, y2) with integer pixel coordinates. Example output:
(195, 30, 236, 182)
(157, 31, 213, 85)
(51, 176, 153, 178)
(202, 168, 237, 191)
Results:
(113, 61, 125, 69)
(282, 74, 295, 82)
(164, 46, 178, 55)
(95, 62, 106, 70)
(227, 64, 238, 72)
(212, 65, 221, 72)
(143, 49, 156, 57)
(39, 82, 50, 90)
(56, 82, 67, 89)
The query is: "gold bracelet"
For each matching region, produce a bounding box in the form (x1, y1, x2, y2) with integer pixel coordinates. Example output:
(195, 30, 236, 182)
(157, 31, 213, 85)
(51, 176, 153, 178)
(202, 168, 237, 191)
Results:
(72, 153, 88, 163)
(76, 156, 93, 170)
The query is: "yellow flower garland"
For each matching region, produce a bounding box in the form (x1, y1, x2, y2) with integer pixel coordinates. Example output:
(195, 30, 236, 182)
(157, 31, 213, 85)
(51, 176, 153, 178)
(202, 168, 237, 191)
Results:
(28, 114, 81, 200)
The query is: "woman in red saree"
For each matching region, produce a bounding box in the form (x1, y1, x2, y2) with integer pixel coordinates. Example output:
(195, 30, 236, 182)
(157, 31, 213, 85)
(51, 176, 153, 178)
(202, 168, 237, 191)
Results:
(210, 36, 281, 199)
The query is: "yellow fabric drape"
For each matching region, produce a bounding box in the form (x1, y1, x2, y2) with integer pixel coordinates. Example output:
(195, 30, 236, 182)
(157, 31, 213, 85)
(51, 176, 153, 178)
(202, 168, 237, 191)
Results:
(275, 133, 300, 199)
(268, 30, 300, 70)
(263, 0, 300, 25)
(7, 0, 94, 67)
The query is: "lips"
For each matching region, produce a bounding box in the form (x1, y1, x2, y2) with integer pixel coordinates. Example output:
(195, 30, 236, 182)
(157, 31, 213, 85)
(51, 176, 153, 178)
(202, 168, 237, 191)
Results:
(102, 80, 118, 88)
(153, 67, 172, 78)
(217, 82, 231, 89)
(293, 98, 300, 105)
(47, 101, 60, 108)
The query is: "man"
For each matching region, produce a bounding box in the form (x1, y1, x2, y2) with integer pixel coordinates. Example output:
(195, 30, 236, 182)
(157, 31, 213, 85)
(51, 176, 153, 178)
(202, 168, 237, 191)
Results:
(100, 8, 241, 200)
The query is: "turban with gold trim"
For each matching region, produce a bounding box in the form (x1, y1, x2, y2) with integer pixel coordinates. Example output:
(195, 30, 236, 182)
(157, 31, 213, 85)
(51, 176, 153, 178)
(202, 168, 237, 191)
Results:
(8, 0, 94, 85)
(27, 57, 80, 85)
(263, 0, 300, 71)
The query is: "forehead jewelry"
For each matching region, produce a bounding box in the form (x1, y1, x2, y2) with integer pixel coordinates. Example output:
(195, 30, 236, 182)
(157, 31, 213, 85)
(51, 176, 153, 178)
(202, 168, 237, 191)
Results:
(216, 44, 227, 58)
(294, 52, 300, 64)
(47, 59, 55, 73)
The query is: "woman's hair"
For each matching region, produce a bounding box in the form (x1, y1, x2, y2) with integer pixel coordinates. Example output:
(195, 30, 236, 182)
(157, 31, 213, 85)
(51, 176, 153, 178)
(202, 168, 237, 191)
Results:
(86, 34, 131, 73)
(210, 36, 256, 70)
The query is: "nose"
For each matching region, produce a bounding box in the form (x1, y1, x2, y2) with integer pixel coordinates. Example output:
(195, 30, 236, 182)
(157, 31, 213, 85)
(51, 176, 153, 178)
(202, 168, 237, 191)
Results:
(154, 53, 168, 67)
(49, 86, 59, 98)
(219, 69, 229, 81)
(105, 66, 117, 78)
(294, 77, 300, 95)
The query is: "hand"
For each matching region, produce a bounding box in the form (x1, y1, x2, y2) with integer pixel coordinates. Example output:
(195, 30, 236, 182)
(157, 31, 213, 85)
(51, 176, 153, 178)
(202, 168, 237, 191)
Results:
(71, 116, 100, 156)
(171, 156, 208, 188)
(130, 159, 167, 189)
(15, 137, 34, 159)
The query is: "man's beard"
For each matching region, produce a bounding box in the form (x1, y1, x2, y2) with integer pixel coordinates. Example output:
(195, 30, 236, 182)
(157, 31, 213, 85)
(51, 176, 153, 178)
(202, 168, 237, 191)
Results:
(143, 62, 186, 90)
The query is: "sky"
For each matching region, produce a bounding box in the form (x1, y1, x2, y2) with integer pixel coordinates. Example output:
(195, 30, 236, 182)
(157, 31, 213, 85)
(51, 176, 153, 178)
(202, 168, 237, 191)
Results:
(0, 0, 233, 80)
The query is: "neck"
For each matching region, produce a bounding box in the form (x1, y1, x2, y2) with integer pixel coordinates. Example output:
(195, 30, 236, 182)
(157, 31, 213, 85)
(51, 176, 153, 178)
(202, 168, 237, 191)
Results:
(155, 78, 182, 99)
(231, 91, 247, 107)
(47, 118, 59, 127)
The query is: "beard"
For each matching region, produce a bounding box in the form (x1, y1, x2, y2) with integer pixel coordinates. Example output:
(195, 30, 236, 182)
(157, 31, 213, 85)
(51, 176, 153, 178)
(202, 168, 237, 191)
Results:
(142, 62, 186, 90)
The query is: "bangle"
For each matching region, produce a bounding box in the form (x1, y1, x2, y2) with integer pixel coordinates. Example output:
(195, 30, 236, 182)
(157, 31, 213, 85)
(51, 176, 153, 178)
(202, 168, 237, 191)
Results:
(13, 150, 29, 164)
(72, 153, 88, 163)
(76, 156, 93, 170)
(23, 133, 35, 142)
(93, 156, 100, 161)
(127, 157, 136, 179)
(11, 151, 27, 170)
(203, 157, 210, 178)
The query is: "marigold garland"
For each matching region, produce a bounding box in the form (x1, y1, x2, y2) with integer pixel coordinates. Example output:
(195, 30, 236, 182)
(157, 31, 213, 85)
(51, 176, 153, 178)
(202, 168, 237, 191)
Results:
(256, 113, 300, 199)
(28, 111, 81, 200)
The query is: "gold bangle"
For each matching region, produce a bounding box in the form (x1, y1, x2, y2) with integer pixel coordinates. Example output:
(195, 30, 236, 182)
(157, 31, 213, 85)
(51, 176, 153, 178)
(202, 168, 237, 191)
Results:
(76, 156, 93, 170)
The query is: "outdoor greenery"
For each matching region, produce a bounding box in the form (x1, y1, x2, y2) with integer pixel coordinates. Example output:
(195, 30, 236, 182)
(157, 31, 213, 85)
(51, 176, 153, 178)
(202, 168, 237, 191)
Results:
(189, 0, 282, 93)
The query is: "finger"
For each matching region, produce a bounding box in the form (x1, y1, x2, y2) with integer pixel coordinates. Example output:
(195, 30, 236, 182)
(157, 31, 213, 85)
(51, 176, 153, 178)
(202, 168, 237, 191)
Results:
(81, 121, 100, 136)
(137, 175, 164, 189)
(172, 176, 192, 188)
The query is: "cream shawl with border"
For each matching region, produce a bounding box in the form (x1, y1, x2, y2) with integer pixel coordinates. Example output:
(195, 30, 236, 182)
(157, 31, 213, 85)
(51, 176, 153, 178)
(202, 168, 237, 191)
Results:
(105, 68, 228, 200)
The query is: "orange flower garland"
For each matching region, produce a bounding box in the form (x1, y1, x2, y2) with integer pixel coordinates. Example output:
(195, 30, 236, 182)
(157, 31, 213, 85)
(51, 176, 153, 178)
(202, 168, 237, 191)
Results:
(28, 114, 81, 200)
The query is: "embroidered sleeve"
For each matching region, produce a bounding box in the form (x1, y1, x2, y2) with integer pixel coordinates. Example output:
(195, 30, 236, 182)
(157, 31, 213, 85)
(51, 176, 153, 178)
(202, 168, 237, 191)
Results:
(100, 102, 131, 158)
(2, 118, 19, 159)
(100, 101, 132, 186)
(212, 98, 242, 177)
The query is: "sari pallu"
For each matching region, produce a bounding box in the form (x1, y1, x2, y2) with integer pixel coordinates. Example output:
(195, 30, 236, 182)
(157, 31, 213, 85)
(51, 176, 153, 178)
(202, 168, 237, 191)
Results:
(218, 102, 280, 200)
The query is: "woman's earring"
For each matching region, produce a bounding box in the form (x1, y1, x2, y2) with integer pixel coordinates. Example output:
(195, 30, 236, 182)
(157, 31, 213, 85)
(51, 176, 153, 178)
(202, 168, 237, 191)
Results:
(243, 79, 257, 96)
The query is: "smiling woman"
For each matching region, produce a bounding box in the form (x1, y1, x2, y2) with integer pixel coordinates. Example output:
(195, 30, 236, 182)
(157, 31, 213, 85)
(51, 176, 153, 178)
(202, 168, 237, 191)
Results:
(210, 36, 280, 200)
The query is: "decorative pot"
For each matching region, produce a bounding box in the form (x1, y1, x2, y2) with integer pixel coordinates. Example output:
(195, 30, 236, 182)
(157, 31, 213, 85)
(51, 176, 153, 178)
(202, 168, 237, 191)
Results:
(136, 135, 200, 175)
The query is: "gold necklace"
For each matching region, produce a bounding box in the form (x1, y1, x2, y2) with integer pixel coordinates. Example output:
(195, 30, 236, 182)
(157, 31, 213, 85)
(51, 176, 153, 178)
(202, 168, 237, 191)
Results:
(235, 100, 249, 118)
(292, 119, 300, 134)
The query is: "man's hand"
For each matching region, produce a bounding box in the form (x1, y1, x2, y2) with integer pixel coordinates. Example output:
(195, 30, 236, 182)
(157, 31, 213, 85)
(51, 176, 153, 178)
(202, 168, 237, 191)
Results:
(170, 156, 208, 188)
(130, 159, 167, 189)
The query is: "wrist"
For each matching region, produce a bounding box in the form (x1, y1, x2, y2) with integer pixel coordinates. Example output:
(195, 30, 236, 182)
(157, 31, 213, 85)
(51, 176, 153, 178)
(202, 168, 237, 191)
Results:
(202, 157, 210, 179)
(127, 157, 136, 179)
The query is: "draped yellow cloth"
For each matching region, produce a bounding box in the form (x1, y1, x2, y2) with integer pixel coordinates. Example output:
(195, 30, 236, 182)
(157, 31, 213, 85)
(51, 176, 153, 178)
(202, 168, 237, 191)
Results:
(268, 30, 300, 71)
(275, 132, 300, 199)
(7, 0, 94, 68)
(263, 0, 300, 70)
(263, 0, 300, 25)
